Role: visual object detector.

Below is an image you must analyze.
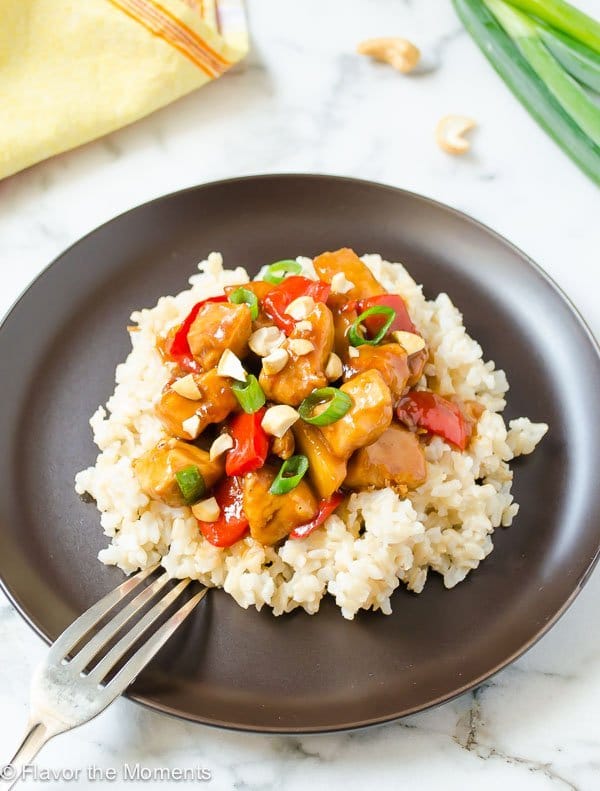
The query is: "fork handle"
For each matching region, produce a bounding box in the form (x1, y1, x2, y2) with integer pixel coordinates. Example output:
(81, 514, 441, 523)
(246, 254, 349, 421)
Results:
(1, 722, 51, 790)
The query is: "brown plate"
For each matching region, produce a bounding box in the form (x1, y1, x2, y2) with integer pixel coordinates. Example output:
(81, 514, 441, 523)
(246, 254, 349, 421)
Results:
(1, 175, 599, 733)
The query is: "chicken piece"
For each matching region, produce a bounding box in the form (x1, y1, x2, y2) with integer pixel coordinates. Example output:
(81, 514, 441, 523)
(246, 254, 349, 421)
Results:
(407, 347, 428, 388)
(156, 325, 178, 363)
(134, 439, 225, 507)
(225, 281, 276, 330)
(242, 467, 318, 545)
(272, 429, 295, 460)
(187, 301, 252, 371)
(345, 424, 427, 491)
(343, 343, 411, 400)
(157, 369, 238, 439)
(313, 248, 384, 301)
(330, 302, 357, 360)
(156, 390, 198, 439)
(259, 301, 334, 406)
(225, 281, 274, 302)
(321, 369, 393, 459)
(292, 420, 347, 499)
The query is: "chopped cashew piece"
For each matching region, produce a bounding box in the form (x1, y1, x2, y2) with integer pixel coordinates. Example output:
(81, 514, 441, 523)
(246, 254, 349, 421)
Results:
(284, 296, 316, 320)
(392, 330, 426, 355)
(436, 115, 476, 155)
(191, 497, 220, 522)
(209, 433, 234, 461)
(262, 348, 289, 375)
(171, 374, 201, 400)
(325, 352, 343, 381)
(295, 320, 313, 333)
(357, 37, 420, 73)
(182, 414, 201, 439)
(261, 405, 300, 438)
(249, 326, 285, 357)
(217, 348, 247, 382)
(348, 346, 360, 359)
(288, 339, 315, 357)
(330, 272, 355, 295)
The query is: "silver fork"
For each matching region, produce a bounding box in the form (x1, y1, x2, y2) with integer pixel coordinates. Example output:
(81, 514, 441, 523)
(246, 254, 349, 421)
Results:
(1, 566, 207, 789)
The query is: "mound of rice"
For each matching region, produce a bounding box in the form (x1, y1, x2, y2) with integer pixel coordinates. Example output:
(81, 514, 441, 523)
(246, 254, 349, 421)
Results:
(75, 253, 548, 619)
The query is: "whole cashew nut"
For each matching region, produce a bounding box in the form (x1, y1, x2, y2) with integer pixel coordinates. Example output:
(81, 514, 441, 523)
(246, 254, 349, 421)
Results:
(435, 115, 477, 155)
(357, 37, 421, 73)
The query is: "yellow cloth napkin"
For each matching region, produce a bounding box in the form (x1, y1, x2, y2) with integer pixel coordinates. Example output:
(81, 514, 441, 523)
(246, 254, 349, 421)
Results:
(0, 0, 248, 180)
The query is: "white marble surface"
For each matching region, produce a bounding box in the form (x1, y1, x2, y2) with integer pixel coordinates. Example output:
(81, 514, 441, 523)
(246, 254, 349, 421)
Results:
(1, 1, 600, 789)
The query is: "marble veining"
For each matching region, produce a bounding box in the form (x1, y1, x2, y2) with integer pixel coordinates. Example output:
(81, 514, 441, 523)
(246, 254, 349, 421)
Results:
(1, 0, 599, 788)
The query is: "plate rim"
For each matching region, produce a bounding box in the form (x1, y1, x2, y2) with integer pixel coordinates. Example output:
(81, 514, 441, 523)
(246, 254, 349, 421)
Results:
(1, 173, 599, 734)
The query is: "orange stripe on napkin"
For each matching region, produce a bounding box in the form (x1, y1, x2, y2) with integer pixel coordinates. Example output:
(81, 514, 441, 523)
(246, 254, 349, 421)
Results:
(108, 0, 230, 76)
(147, 0, 229, 66)
(180, 0, 206, 19)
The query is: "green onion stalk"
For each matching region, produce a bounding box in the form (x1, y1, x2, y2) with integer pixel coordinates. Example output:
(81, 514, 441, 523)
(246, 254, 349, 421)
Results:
(536, 21, 600, 93)
(507, 0, 600, 55)
(487, 0, 600, 147)
(452, 0, 600, 185)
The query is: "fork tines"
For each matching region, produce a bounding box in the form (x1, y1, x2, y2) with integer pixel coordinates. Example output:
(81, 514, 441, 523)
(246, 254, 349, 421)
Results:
(47, 567, 206, 695)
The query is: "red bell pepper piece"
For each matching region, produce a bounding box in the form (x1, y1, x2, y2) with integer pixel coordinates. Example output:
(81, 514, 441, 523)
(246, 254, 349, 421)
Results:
(263, 276, 331, 334)
(396, 391, 470, 450)
(225, 408, 270, 476)
(197, 476, 249, 548)
(289, 491, 344, 540)
(357, 294, 417, 337)
(169, 295, 228, 359)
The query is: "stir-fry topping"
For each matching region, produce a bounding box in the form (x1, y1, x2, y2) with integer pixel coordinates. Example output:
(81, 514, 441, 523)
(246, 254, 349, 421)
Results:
(144, 248, 484, 549)
(175, 465, 206, 504)
(191, 496, 220, 522)
(263, 277, 331, 335)
(347, 305, 396, 347)
(261, 405, 300, 437)
(231, 374, 265, 413)
(216, 348, 247, 381)
(298, 387, 352, 426)
(249, 326, 285, 357)
(262, 347, 289, 375)
(228, 287, 259, 320)
(209, 433, 234, 461)
(263, 259, 303, 284)
(270, 454, 309, 495)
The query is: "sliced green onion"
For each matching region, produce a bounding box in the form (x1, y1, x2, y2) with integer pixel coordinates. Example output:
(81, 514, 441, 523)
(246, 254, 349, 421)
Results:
(486, 0, 600, 147)
(269, 455, 309, 495)
(453, 0, 600, 186)
(175, 465, 206, 504)
(228, 287, 259, 320)
(298, 387, 353, 426)
(231, 375, 266, 413)
(347, 306, 395, 347)
(263, 259, 302, 285)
